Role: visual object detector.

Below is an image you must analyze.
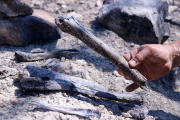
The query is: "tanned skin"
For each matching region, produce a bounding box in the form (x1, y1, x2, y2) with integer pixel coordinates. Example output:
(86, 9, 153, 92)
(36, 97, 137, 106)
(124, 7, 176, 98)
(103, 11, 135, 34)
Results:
(118, 39, 180, 92)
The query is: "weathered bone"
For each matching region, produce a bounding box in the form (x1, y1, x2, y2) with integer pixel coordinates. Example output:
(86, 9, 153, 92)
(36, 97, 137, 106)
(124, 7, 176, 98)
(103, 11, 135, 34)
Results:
(19, 66, 147, 103)
(55, 16, 148, 91)
(28, 101, 101, 118)
(15, 49, 79, 62)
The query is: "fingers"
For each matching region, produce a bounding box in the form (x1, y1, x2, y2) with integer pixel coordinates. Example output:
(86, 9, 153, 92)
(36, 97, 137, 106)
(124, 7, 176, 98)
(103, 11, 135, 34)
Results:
(123, 48, 138, 61)
(129, 47, 151, 67)
(118, 45, 152, 92)
(118, 70, 139, 92)
(118, 70, 131, 80)
(126, 83, 139, 92)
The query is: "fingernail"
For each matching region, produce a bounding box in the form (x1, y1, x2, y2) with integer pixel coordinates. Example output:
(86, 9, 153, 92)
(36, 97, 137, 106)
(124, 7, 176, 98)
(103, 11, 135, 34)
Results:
(129, 60, 136, 66)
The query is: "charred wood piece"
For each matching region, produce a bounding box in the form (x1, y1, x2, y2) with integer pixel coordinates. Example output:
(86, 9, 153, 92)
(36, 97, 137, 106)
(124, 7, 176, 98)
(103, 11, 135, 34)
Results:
(15, 49, 79, 62)
(19, 66, 147, 103)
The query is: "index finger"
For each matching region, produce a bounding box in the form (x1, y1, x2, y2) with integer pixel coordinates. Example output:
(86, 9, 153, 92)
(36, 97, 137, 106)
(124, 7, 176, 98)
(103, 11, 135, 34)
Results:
(123, 48, 138, 61)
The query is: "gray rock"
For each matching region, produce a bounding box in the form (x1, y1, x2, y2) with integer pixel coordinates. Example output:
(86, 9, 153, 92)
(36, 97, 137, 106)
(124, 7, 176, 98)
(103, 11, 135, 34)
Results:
(165, 4, 180, 41)
(0, 0, 33, 18)
(0, 15, 61, 46)
(98, 0, 170, 44)
(30, 48, 45, 53)
(119, 102, 148, 119)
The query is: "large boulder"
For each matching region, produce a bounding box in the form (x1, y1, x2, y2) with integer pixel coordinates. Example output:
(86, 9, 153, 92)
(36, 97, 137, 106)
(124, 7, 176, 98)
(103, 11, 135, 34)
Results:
(0, 0, 33, 18)
(98, 0, 170, 44)
(0, 10, 61, 46)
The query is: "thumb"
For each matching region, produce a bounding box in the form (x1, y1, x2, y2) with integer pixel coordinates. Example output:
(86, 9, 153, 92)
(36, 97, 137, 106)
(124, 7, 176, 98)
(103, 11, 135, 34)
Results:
(129, 47, 151, 67)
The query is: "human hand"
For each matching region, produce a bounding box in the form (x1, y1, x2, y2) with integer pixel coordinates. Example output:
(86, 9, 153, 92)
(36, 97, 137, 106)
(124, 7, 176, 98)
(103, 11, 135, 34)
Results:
(118, 44, 175, 92)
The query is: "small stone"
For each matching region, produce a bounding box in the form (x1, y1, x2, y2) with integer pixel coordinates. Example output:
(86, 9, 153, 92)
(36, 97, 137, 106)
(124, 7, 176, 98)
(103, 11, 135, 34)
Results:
(59, 113, 67, 120)
(31, 48, 44, 53)
(56, 0, 66, 5)
(0, 102, 7, 108)
(61, 57, 66, 62)
(32, 114, 36, 118)
(18, 70, 30, 80)
(113, 71, 121, 77)
(48, 62, 56, 66)
(79, 0, 86, 4)
(88, 63, 94, 66)
(66, 12, 83, 22)
(62, 92, 68, 97)
(62, 5, 67, 8)
(76, 60, 86, 65)
(43, 59, 53, 66)
(168, 5, 178, 14)
(0, 111, 5, 116)
(71, 57, 76, 61)
(5, 77, 11, 81)
(34, 1, 43, 8)
(122, 112, 132, 118)
(2, 86, 7, 90)
(95, 0, 103, 7)
(11, 99, 19, 105)
(130, 44, 135, 47)
(45, 7, 55, 13)
(0, 94, 6, 100)
(98, 105, 105, 111)
(66, 99, 70, 103)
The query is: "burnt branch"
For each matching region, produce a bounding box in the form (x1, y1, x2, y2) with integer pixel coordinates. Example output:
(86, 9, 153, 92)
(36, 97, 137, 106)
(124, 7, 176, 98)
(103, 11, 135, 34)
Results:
(15, 49, 79, 62)
(20, 66, 147, 103)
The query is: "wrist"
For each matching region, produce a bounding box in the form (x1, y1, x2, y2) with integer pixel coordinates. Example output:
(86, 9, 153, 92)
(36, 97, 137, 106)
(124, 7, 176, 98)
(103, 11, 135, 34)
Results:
(168, 40, 180, 68)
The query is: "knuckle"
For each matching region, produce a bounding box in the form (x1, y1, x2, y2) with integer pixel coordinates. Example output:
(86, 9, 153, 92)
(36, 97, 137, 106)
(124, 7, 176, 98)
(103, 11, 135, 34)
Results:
(146, 45, 156, 51)
(135, 53, 143, 62)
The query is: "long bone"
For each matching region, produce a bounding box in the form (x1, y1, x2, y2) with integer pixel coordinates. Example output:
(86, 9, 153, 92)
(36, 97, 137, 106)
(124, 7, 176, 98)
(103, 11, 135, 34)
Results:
(55, 16, 148, 91)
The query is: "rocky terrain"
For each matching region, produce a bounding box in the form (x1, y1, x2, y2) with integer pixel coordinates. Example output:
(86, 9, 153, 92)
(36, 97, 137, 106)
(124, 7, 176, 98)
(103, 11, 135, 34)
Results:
(0, 0, 180, 120)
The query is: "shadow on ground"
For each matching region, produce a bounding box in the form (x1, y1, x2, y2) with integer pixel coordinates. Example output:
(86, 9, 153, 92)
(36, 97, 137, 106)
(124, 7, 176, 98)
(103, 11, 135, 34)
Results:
(148, 67, 180, 103)
(148, 110, 180, 120)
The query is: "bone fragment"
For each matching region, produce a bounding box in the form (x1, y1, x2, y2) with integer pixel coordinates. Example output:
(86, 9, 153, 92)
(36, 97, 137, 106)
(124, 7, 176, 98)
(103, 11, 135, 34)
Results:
(55, 16, 148, 90)
(28, 101, 101, 118)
